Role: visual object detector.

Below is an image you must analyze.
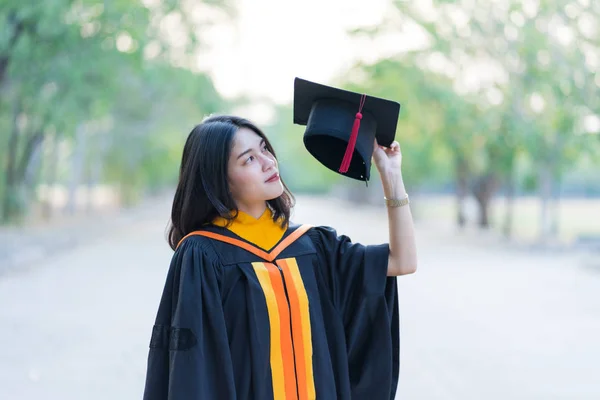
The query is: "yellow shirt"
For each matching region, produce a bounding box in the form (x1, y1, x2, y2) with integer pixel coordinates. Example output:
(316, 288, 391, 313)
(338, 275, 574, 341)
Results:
(212, 207, 287, 251)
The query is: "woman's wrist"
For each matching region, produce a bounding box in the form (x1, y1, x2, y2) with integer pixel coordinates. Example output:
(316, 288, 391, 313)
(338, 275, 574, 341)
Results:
(380, 170, 407, 199)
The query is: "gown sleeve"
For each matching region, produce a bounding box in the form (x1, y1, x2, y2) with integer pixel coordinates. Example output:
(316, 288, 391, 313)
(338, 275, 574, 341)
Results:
(142, 238, 236, 400)
(308, 225, 400, 400)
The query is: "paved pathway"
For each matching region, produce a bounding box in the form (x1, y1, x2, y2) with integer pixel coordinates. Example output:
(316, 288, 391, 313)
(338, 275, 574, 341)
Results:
(1, 196, 599, 399)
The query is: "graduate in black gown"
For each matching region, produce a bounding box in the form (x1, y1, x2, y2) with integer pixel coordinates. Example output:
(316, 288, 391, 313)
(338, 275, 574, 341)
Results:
(143, 78, 418, 400)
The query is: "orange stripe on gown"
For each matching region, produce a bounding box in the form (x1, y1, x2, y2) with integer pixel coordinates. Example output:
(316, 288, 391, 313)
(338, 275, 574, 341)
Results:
(264, 262, 299, 400)
(251, 262, 287, 399)
(277, 258, 315, 399)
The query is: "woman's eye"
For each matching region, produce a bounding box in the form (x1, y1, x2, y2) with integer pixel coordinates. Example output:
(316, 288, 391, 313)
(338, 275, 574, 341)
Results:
(261, 145, 268, 152)
(245, 155, 255, 164)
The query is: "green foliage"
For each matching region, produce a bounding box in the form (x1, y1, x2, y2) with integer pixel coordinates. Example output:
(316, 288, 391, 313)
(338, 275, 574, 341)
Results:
(0, 0, 231, 223)
(347, 0, 600, 196)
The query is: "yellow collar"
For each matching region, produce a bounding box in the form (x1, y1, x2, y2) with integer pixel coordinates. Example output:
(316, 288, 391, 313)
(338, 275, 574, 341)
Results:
(212, 207, 287, 251)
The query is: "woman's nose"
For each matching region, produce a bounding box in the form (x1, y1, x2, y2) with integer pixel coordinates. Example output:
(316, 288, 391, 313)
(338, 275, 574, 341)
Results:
(262, 154, 275, 169)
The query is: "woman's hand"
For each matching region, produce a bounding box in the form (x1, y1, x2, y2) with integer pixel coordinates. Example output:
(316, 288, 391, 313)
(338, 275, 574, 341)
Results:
(372, 139, 402, 177)
(372, 139, 404, 198)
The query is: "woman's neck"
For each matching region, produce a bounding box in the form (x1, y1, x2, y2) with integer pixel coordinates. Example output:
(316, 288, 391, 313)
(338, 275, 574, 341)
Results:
(236, 201, 268, 220)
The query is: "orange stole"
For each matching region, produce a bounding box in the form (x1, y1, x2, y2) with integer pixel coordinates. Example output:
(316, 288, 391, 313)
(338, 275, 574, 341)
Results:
(252, 258, 315, 400)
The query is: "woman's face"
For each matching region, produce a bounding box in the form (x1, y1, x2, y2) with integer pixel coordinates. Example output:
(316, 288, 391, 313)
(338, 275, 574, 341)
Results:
(228, 127, 284, 210)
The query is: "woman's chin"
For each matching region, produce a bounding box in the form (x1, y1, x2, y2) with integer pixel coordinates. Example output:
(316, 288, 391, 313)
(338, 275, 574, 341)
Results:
(265, 184, 285, 200)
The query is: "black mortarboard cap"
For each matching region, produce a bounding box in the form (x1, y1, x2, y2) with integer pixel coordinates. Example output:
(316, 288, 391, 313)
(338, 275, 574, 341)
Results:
(293, 77, 401, 181)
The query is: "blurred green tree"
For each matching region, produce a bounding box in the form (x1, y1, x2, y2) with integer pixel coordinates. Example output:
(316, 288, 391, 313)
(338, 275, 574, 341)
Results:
(347, 0, 600, 241)
(0, 0, 231, 223)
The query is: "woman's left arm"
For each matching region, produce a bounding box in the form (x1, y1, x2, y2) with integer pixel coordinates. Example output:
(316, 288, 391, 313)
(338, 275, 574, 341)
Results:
(372, 139, 418, 276)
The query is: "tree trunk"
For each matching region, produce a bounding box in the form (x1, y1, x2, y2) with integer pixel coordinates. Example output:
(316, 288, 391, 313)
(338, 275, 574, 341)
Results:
(475, 195, 490, 228)
(502, 158, 517, 238)
(86, 130, 110, 213)
(65, 124, 87, 215)
(538, 163, 553, 244)
(2, 100, 21, 222)
(503, 177, 516, 238)
(86, 159, 96, 214)
(550, 172, 561, 238)
(455, 156, 469, 228)
(41, 133, 60, 221)
(0, 13, 26, 90)
(17, 130, 44, 185)
(21, 132, 44, 213)
(546, 134, 566, 242)
(472, 173, 499, 229)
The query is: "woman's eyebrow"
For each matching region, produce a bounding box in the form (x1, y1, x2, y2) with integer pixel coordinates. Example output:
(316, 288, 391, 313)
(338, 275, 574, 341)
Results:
(236, 139, 265, 160)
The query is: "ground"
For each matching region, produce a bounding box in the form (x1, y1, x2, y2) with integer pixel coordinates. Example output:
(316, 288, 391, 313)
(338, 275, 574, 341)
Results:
(1, 195, 599, 399)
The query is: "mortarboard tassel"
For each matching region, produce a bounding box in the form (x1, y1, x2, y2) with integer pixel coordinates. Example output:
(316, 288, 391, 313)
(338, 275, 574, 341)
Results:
(339, 94, 367, 174)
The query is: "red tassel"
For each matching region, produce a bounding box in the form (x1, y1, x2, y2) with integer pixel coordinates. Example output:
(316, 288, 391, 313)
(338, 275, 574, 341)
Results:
(339, 94, 367, 174)
(339, 113, 362, 173)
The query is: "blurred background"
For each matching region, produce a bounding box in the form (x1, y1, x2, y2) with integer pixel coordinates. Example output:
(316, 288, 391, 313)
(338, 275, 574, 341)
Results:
(1, 0, 599, 399)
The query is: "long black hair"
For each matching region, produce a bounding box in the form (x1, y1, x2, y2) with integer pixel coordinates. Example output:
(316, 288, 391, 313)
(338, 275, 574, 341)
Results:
(167, 115, 295, 250)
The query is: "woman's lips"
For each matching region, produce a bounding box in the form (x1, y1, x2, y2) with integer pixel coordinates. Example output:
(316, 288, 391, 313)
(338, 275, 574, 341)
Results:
(266, 173, 280, 183)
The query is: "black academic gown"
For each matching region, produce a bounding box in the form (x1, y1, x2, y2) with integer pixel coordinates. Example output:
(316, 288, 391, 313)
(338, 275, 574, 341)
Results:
(143, 223, 399, 400)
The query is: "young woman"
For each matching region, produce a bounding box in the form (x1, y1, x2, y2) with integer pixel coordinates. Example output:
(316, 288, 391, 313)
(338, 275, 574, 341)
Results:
(143, 114, 417, 400)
